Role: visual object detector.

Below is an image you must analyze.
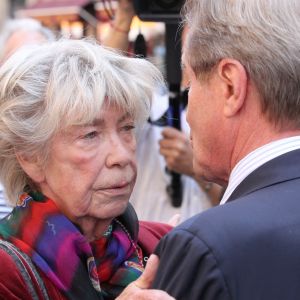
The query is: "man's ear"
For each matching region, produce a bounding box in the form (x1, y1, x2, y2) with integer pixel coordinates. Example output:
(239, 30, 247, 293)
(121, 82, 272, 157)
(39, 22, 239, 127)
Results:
(217, 58, 248, 117)
(15, 151, 45, 184)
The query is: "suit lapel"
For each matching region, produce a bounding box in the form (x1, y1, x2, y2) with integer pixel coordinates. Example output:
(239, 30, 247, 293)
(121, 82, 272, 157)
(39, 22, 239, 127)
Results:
(227, 149, 300, 202)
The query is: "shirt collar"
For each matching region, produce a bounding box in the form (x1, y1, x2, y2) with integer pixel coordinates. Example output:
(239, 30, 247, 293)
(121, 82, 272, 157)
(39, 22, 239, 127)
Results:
(220, 136, 300, 204)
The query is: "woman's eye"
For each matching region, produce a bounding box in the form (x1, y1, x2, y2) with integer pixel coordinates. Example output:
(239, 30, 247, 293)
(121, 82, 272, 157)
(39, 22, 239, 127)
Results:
(122, 125, 135, 132)
(83, 131, 98, 139)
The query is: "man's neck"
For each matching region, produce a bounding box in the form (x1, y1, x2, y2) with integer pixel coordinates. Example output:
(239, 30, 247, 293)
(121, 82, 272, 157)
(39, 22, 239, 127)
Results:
(230, 115, 300, 174)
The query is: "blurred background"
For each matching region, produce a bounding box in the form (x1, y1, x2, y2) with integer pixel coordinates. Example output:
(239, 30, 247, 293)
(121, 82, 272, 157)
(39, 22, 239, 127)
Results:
(2, 0, 166, 73)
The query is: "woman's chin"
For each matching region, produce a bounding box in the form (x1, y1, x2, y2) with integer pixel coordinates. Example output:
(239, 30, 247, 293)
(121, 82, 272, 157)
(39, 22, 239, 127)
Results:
(93, 199, 130, 220)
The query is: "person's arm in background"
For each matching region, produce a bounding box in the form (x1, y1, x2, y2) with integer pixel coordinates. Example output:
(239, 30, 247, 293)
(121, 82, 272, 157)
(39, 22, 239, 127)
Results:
(102, 0, 135, 51)
(159, 127, 224, 206)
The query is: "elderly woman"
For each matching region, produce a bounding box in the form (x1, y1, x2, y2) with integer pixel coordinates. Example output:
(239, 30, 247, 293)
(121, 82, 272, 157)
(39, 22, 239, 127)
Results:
(0, 39, 170, 299)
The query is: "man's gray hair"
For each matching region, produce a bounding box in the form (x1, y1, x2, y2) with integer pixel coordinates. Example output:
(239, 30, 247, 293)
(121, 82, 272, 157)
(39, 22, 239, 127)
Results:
(183, 0, 300, 127)
(0, 38, 164, 204)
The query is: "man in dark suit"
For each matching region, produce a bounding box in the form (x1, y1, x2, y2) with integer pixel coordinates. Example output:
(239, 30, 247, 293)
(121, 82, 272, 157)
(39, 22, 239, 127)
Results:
(117, 0, 300, 299)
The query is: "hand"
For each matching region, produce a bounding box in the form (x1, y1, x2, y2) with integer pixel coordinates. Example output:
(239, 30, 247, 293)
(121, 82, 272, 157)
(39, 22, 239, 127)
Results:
(159, 127, 194, 177)
(116, 255, 176, 300)
(102, 0, 134, 50)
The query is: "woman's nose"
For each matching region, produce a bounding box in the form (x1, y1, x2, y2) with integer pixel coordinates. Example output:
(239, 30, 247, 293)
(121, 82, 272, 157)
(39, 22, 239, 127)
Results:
(105, 135, 135, 168)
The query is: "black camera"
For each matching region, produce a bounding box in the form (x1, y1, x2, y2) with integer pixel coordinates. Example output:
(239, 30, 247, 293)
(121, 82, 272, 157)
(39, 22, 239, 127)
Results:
(133, 0, 184, 23)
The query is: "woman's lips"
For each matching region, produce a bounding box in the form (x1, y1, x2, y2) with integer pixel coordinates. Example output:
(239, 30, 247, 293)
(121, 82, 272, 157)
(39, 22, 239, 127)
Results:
(97, 181, 132, 196)
(109, 181, 130, 189)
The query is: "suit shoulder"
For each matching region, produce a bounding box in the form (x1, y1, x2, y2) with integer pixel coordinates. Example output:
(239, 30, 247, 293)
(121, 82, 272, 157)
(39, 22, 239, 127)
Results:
(162, 195, 271, 257)
(154, 225, 231, 300)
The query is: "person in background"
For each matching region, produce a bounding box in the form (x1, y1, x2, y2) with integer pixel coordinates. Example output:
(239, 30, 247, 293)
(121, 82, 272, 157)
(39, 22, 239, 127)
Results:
(0, 18, 55, 218)
(159, 125, 223, 206)
(117, 0, 300, 299)
(158, 58, 224, 209)
(0, 18, 55, 62)
(130, 89, 219, 223)
(0, 38, 172, 299)
(158, 36, 224, 209)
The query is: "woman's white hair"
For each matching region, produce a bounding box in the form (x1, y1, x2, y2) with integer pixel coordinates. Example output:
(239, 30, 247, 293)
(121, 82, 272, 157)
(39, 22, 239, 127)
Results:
(183, 0, 300, 127)
(0, 38, 164, 204)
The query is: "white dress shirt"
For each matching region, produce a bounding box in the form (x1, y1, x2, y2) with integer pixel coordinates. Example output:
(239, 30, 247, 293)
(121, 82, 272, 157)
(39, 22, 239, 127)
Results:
(221, 136, 300, 204)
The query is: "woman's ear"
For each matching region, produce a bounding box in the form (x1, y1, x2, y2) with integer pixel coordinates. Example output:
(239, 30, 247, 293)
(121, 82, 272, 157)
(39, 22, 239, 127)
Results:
(217, 58, 248, 117)
(15, 151, 45, 183)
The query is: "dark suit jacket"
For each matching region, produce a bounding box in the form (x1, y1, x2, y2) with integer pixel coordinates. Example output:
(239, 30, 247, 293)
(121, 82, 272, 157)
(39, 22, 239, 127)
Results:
(153, 149, 300, 300)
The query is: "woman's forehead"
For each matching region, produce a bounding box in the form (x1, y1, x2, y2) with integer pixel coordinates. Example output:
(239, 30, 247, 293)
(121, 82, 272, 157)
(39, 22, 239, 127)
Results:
(66, 102, 134, 128)
(99, 102, 132, 119)
(92, 110, 132, 126)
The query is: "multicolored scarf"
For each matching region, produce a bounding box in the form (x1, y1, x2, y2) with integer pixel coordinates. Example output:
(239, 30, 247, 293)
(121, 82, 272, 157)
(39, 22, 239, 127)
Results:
(0, 191, 144, 299)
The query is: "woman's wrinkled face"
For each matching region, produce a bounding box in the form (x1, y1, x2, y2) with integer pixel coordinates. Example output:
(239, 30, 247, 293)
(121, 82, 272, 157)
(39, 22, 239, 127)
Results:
(38, 104, 137, 222)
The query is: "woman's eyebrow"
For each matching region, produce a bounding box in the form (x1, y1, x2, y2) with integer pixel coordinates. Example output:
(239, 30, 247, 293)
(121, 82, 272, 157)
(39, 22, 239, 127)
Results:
(88, 112, 131, 127)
